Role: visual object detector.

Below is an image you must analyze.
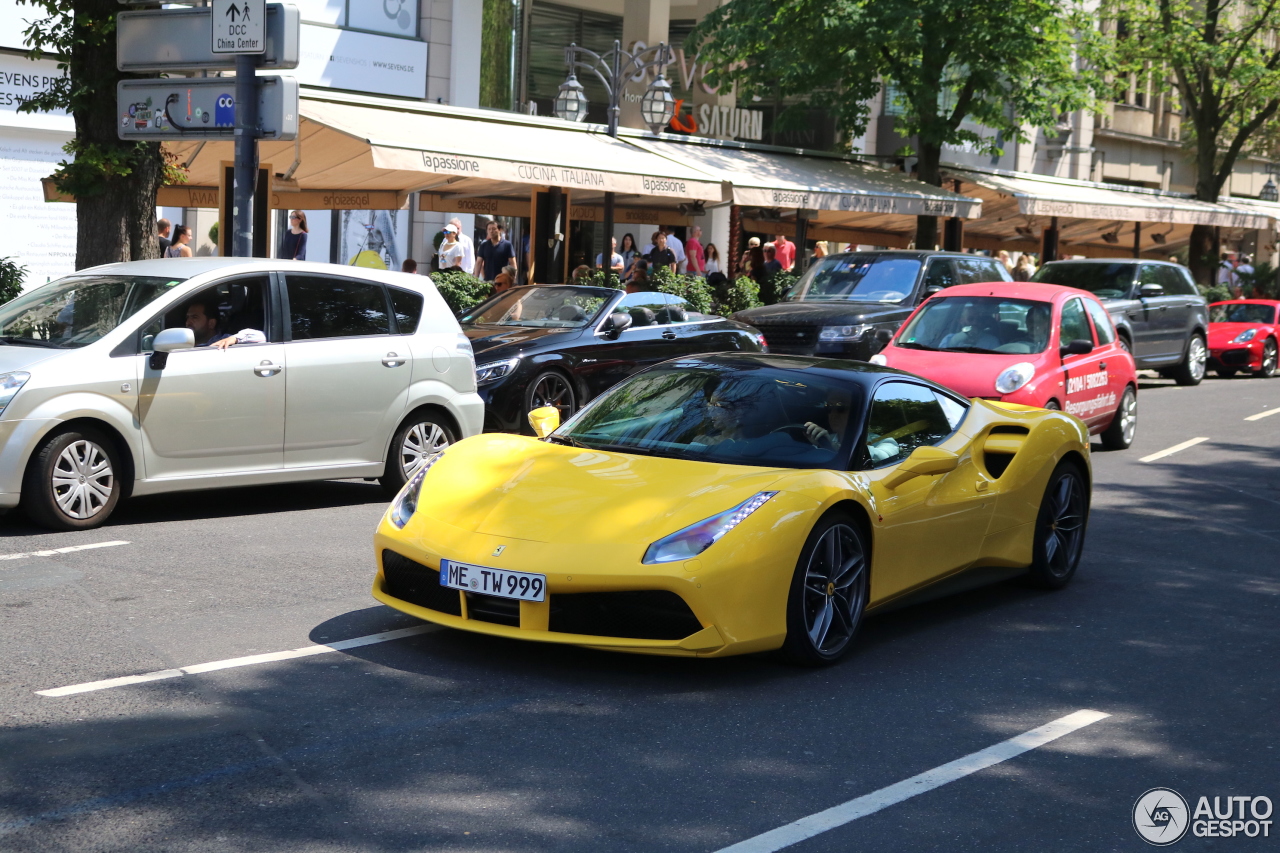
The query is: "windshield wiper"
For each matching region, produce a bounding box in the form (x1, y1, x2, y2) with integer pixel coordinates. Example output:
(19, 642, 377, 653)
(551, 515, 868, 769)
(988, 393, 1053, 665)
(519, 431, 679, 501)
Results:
(941, 346, 1002, 354)
(895, 341, 939, 351)
(0, 335, 60, 348)
(545, 434, 589, 448)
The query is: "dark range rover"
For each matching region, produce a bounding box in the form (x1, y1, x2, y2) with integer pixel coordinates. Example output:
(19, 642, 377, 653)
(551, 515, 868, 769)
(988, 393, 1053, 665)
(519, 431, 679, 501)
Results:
(1031, 259, 1209, 385)
(732, 250, 1012, 359)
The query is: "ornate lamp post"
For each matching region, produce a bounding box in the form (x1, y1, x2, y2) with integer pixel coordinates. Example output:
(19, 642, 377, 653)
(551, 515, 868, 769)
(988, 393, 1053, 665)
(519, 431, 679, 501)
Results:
(555, 40, 676, 275)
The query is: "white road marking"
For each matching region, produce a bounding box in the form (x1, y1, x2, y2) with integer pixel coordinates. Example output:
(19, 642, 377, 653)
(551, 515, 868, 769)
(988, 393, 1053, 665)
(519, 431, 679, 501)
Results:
(1139, 436, 1210, 463)
(0, 540, 130, 563)
(36, 625, 437, 697)
(1244, 406, 1280, 422)
(714, 709, 1111, 853)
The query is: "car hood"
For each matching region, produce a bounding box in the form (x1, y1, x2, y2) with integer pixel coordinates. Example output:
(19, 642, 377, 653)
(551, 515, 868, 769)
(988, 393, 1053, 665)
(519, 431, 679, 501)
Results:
(461, 323, 583, 358)
(732, 301, 909, 326)
(413, 433, 786, 546)
(0, 344, 65, 373)
(881, 347, 1034, 398)
(1208, 323, 1269, 344)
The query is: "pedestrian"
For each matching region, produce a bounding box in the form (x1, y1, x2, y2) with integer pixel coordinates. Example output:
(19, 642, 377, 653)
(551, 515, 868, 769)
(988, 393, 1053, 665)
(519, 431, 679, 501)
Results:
(685, 226, 706, 275)
(282, 210, 308, 260)
(762, 245, 784, 278)
(747, 245, 766, 284)
(704, 242, 722, 276)
(595, 237, 624, 274)
(773, 231, 796, 271)
(662, 225, 687, 273)
(620, 233, 639, 279)
(439, 225, 466, 271)
(740, 236, 760, 276)
(1235, 254, 1254, 297)
(641, 229, 660, 256)
(476, 220, 516, 282)
(1012, 253, 1035, 281)
(646, 232, 678, 273)
(165, 225, 193, 258)
(995, 250, 1013, 274)
(813, 241, 828, 260)
(1217, 252, 1238, 292)
(450, 217, 476, 276)
(402, 258, 418, 273)
(629, 258, 650, 292)
(157, 218, 172, 255)
(494, 264, 516, 292)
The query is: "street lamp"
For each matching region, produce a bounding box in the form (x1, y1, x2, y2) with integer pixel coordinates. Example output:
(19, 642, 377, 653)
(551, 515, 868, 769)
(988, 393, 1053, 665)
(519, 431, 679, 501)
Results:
(555, 40, 675, 278)
(1261, 178, 1279, 203)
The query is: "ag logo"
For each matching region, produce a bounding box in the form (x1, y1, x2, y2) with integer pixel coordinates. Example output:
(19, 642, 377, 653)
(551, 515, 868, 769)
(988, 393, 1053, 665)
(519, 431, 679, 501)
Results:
(1134, 788, 1190, 845)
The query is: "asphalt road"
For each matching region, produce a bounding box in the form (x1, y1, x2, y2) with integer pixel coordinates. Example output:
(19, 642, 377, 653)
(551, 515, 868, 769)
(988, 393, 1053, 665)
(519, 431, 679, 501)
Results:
(1, 372, 1277, 852)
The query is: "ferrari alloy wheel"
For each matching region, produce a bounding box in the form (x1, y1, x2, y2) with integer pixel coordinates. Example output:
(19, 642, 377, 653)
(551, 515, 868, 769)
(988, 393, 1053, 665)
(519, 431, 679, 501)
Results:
(1100, 386, 1137, 451)
(23, 426, 123, 531)
(1255, 339, 1278, 378)
(380, 412, 456, 494)
(1026, 461, 1089, 589)
(783, 513, 869, 665)
(526, 371, 576, 426)
(1171, 334, 1207, 386)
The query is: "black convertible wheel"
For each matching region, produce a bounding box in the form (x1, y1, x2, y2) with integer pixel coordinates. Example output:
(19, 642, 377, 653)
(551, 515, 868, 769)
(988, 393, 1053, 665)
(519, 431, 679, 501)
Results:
(526, 371, 576, 425)
(783, 513, 869, 665)
(1254, 339, 1277, 378)
(1025, 461, 1089, 589)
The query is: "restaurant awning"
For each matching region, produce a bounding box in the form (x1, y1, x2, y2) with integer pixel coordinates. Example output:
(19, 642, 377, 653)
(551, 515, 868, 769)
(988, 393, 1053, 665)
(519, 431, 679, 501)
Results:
(167, 88, 726, 205)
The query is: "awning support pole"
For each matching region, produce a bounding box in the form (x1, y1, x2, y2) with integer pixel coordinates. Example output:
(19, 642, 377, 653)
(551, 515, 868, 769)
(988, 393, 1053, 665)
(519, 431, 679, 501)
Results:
(794, 214, 809, 271)
(943, 180, 964, 251)
(1132, 221, 1142, 259)
(1042, 216, 1060, 263)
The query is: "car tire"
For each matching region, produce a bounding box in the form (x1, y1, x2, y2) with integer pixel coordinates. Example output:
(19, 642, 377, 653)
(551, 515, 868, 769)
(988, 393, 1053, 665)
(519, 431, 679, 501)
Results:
(1216, 368, 1237, 379)
(1254, 339, 1278, 378)
(1025, 460, 1089, 590)
(524, 370, 576, 429)
(22, 426, 123, 531)
(1117, 335, 1132, 355)
(782, 511, 869, 666)
(1043, 399, 1061, 411)
(379, 412, 456, 495)
(1170, 333, 1207, 386)
(1099, 385, 1137, 451)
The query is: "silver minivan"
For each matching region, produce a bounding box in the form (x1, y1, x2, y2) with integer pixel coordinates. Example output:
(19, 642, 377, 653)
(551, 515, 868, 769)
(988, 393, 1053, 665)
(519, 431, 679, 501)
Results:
(0, 258, 482, 530)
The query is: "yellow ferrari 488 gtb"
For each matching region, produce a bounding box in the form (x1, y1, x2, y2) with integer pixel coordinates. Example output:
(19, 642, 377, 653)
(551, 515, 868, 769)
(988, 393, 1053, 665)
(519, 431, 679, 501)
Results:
(373, 354, 1091, 664)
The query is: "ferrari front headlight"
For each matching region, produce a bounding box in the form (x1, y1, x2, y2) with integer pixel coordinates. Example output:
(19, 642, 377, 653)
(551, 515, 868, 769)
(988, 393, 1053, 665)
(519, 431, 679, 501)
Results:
(388, 453, 443, 529)
(0, 371, 30, 417)
(1232, 328, 1259, 344)
(994, 362, 1036, 395)
(642, 491, 778, 565)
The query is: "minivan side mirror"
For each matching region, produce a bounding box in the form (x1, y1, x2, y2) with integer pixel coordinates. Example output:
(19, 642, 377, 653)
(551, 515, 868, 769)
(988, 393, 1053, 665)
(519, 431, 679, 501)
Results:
(153, 327, 195, 352)
(601, 311, 633, 338)
(1060, 338, 1094, 358)
(1138, 283, 1164, 299)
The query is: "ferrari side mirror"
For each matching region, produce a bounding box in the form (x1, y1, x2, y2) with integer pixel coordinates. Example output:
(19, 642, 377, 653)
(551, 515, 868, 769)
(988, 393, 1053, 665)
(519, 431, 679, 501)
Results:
(882, 446, 960, 490)
(528, 406, 561, 438)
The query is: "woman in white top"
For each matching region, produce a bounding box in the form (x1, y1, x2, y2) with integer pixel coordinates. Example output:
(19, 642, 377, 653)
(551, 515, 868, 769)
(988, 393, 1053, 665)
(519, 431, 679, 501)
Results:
(439, 225, 466, 271)
(704, 243, 721, 275)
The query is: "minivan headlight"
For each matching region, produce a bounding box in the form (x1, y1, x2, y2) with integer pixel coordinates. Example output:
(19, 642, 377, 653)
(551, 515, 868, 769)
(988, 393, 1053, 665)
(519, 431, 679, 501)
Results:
(819, 324, 872, 341)
(642, 492, 777, 564)
(475, 357, 519, 386)
(0, 371, 31, 416)
(994, 362, 1036, 395)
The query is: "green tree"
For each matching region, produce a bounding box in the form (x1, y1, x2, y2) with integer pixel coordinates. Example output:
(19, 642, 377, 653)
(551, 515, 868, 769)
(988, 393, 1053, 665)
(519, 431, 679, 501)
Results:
(0, 257, 27, 304)
(691, 0, 1098, 249)
(17, 0, 176, 269)
(1101, 0, 1280, 285)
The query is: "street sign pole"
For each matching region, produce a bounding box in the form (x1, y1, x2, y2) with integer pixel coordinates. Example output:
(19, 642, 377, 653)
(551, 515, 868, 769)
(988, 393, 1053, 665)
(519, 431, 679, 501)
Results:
(233, 53, 258, 259)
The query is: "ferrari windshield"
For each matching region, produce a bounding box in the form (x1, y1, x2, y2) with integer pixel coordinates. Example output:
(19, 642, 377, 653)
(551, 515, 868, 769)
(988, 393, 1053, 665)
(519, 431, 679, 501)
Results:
(0, 275, 185, 349)
(1031, 262, 1134, 298)
(787, 255, 921, 303)
(896, 296, 1053, 354)
(1211, 303, 1276, 324)
(554, 364, 861, 469)
(460, 286, 611, 328)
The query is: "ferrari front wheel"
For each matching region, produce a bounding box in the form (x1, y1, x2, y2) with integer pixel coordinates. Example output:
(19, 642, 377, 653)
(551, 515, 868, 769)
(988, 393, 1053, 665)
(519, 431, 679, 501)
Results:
(1025, 461, 1089, 589)
(783, 512, 869, 666)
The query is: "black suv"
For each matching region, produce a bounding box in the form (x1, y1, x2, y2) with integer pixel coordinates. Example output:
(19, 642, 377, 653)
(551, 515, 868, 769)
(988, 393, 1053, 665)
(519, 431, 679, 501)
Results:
(732, 250, 1012, 359)
(1031, 259, 1209, 385)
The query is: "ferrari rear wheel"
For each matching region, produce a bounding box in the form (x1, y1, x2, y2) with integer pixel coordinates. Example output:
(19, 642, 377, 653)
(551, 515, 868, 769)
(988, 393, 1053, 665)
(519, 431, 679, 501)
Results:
(1254, 339, 1277, 378)
(1025, 461, 1089, 589)
(1099, 386, 1137, 451)
(783, 512, 869, 666)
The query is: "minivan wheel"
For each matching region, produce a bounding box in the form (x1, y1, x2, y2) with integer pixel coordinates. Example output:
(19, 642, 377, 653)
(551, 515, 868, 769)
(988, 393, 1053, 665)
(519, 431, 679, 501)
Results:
(1170, 334, 1207, 386)
(23, 426, 123, 531)
(380, 413, 456, 495)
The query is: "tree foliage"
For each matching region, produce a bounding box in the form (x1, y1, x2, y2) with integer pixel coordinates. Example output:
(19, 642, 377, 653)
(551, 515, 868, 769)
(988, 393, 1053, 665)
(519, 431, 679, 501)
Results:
(0, 257, 27, 304)
(691, 0, 1099, 247)
(430, 270, 494, 316)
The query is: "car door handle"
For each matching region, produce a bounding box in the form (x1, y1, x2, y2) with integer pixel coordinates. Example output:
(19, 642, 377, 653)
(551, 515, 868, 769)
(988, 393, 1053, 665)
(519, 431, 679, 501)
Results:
(382, 352, 407, 367)
(1098, 361, 1107, 370)
(661, 331, 677, 340)
(254, 360, 283, 377)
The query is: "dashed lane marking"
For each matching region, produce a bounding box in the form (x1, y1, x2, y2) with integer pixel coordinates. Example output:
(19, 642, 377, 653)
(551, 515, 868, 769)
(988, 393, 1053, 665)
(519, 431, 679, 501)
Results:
(36, 625, 438, 697)
(1139, 436, 1210, 463)
(0, 540, 130, 563)
(1244, 406, 1280, 422)
(713, 710, 1111, 853)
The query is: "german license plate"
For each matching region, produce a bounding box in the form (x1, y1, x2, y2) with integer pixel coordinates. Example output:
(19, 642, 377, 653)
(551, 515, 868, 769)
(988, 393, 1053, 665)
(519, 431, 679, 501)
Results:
(440, 559, 546, 602)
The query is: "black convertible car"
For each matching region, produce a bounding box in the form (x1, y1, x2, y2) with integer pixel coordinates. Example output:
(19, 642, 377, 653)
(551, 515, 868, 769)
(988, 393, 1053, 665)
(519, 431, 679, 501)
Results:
(459, 285, 767, 432)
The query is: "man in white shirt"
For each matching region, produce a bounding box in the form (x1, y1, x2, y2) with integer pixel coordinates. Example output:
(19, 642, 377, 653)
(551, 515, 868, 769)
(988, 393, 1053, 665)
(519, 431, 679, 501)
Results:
(1234, 255, 1253, 296)
(662, 225, 687, 273)
(450, 217, 475, 277)
(1216, 253, 1237, 288)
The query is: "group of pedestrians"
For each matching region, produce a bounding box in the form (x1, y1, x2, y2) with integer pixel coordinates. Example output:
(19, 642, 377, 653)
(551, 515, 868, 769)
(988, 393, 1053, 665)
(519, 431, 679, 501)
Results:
(995, 250, 1038, 281)
(1218, 252, 1255, 295)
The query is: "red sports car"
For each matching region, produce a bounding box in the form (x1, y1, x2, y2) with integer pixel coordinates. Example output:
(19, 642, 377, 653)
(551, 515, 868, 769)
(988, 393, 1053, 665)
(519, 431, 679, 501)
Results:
(1207, 299, 1279, 378)
(873, 282, 1139, 449)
